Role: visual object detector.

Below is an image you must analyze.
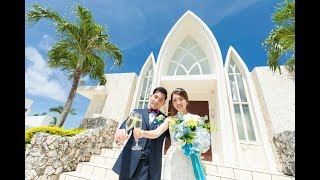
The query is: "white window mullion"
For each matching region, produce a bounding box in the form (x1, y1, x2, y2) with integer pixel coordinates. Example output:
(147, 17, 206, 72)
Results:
(174, 63, 188, 75)
(145, 71, 152, 108)
(143, 78, 149, 102)
(244, 81, 259, 143)
(138, 67, 154, 109)
(234, 73, 249, 141)
(188, 62, 202, 75)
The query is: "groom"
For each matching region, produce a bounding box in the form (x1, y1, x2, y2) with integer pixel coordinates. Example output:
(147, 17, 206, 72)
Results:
(112, 87, 170, 180)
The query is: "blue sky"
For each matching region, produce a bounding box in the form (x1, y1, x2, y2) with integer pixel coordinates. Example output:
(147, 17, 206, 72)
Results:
(25, 0, 282, 129)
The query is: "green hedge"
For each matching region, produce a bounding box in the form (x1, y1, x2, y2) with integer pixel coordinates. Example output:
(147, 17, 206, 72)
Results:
(25, 126, 86, 146)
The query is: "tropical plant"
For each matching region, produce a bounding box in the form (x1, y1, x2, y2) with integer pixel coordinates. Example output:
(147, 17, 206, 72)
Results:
(49, 105, 77, 126)
(26, 4, 123, 127)
(262, 0, 295, 74)
(32, 112, 47, 116)
(25, 126, 86, 146)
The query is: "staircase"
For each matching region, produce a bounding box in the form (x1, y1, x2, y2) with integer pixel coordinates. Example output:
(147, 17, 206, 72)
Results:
(59, 148, 294, 180)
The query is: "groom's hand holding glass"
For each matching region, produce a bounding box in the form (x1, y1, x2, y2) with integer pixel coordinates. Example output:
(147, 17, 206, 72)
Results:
(114, 129, 129, 146)
(115, 112, 135, 146)
(114, 111, 141, 148)
(133, 128, 142, 141)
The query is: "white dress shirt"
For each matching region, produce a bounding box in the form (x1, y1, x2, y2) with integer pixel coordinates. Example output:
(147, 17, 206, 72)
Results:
(148, 112, 156, 125)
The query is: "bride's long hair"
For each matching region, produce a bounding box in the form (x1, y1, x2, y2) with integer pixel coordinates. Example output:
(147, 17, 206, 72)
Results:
(170, 88, 189, 115)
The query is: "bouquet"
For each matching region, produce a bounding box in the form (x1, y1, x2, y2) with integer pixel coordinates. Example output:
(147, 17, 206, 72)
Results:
(169, 112, 212, 180)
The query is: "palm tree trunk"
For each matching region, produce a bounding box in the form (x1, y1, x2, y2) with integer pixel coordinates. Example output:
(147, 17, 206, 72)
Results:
(56, 67, 82, 127)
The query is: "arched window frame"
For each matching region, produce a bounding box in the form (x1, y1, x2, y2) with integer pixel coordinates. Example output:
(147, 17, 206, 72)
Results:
(137, 66, 154, 109)
(167, 36, 211, 76)
(226, 56, 259, 145)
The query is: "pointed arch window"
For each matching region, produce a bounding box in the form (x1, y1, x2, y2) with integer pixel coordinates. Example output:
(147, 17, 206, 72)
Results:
(167, 36, 211, 75)
(137, 67, 154, 109)
(228, 59, 256, 142)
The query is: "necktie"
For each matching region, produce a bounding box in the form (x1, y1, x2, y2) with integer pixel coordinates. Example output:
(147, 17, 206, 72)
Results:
(147, 108, 159, 114)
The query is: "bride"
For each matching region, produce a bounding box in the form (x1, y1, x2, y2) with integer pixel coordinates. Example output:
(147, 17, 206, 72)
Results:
(134, 88, 207, 180)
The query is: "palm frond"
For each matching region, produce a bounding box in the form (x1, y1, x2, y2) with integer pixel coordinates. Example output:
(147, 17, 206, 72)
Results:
(81, 53, 106, 79)
(277, 24, 295, 51)
(49, 105, 77, 115)
(101, 41, 124, 66)
(26, 5, 64, 27)
(47, 42, 78, 70)
(262, 0, 295, 74)
(284, 57, 295, 72)
(273, 0, 295, 25)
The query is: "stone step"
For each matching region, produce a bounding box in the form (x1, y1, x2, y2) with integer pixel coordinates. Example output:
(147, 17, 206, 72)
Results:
(86, 157, 239, 179)
(59, 162, 119, 180)
(59, 171, 117, 180)
(76, 162, 115, 177)
(100, 148, 121, 158)
(89, 155, 117, 169)
(59, 148, 294, 180)
(90, 153, 166, 168)
(202, 161, 294, 180)
(59, 170, 240, 180)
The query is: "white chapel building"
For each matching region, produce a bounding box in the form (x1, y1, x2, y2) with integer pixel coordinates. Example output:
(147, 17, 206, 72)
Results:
(77, 11, 295, 174)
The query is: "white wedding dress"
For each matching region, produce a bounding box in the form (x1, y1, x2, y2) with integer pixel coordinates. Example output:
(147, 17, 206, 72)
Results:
(162, 115, 196, 180)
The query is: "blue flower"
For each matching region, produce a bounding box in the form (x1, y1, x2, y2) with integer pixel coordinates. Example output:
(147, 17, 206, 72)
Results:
(153, 114, 165, 126)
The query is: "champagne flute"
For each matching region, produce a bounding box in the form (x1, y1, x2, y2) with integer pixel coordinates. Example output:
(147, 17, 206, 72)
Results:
(125, 112, 136, 133)
(117, 112, 135, 147)
(131, 111, 143, 150)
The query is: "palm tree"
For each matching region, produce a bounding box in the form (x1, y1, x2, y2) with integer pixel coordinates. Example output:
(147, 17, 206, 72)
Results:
(49, 105, 76, 126)
(262, 0, 295, 74)
(26, 4, 123, 127)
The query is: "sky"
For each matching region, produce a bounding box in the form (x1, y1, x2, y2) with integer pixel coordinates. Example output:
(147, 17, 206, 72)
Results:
(25, 0, 282, 129)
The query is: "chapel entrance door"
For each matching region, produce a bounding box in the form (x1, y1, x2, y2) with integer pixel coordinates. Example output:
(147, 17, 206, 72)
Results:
(164, 101, 212, 161)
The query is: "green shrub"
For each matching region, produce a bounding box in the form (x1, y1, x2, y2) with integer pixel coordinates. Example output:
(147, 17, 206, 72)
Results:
(25, 126, 86, 146)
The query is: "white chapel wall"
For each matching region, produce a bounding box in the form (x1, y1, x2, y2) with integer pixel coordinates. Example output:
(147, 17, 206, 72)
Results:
(251, 66, 295, 135)
(25, 99, 33, 118)
(25, 115, 53, 130)
(84, 94, 107, 118)
(101, 73, 137, 124)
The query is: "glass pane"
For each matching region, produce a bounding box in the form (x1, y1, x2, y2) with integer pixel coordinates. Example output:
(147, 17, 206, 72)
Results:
(229, 60, 235, 73)
(235, 65, 240, 73)
(142, 101, 149, 109)
(167, 62, 177, 75)
(236, 74, 247, 102)
(228, 64, 234, 73)
(189, 64, 200, 75)
(234, 104, 246, 140)
(140, 78, 148, 100)
(200, 60, 211, 74)
(229, 75, 238, 102)
(182, 53, 196, 70)
(176, 65, 187, 75)
(230, 59, 235, 66)
(180, 36, 197, 50)
(243, 105, 256, 141)
(144, 77, 153, 99)
(172, 48, 184, 61)
(149, 67, 154, 76)
(190, 46, 206, 59)
(138, 101, 143, 109)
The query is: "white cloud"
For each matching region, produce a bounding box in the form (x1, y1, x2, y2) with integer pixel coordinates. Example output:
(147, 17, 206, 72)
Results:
(25, 46, 71, 102)
(37, 34, 54, 52)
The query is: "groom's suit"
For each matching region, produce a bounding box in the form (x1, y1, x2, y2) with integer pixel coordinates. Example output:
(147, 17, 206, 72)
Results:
(112, 108, 170, 180)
